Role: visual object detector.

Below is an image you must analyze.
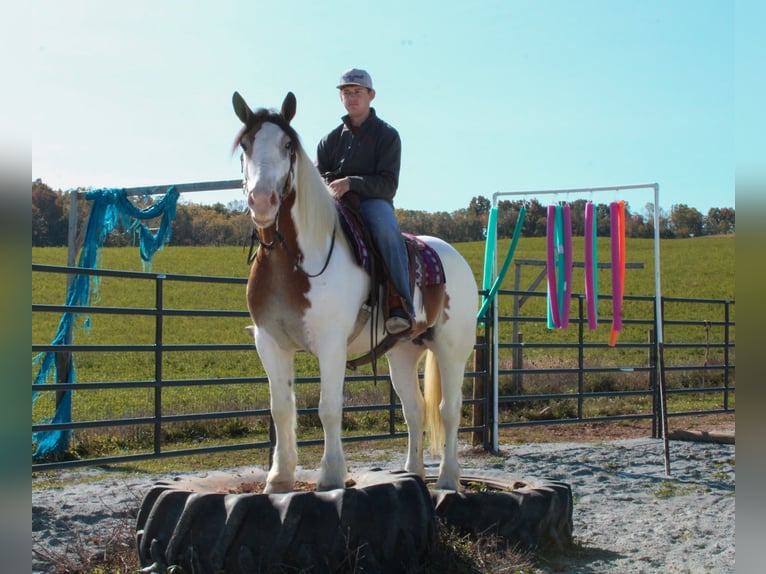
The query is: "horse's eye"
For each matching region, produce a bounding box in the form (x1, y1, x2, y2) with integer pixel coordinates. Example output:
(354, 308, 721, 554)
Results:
(284, 140, 293, 151)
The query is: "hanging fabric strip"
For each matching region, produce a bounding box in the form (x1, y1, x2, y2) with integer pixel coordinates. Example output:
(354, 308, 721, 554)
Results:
(618, 201, 626, 301)
(609, 200, 626, 346)
(481, 206, 498, 310)
(561, 204, 573, 329)
(555, 206, 566, 327)
(32, 186, 180, 460)
(593, 204, 600, 324)
(546, 204, 560, 329)
(477, 206, 526, 319)
(584, 202, 598, 330)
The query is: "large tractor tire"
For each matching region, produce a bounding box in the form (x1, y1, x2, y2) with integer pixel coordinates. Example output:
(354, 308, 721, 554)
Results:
(429, 476, 573, 551)
(136, 472, 435, 574)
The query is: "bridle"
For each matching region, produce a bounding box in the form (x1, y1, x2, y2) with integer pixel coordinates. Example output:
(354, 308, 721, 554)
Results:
(244, 118, 337, 276)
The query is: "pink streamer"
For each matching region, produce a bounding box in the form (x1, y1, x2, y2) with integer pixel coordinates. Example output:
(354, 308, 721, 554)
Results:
(546, 204, 560, 328)
(561, 204, 573, 329)
(584, 202, 597, 330)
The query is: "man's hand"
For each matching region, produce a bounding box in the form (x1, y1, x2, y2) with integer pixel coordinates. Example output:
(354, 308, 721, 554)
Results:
(328, 177, 351, 198)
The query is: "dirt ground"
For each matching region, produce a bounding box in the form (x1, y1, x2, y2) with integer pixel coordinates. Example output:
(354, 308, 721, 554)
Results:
(491, 412, 735, 445)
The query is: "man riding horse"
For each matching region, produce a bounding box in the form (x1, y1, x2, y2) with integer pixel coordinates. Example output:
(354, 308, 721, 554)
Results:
(316, 68, 415, 336)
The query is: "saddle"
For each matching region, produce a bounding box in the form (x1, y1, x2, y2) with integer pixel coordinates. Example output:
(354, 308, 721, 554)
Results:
(336, 194, 445, 306)
(336, 194, 446, 369)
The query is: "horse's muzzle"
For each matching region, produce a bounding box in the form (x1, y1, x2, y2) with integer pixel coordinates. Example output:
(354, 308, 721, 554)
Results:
(248, 189, 280, 227)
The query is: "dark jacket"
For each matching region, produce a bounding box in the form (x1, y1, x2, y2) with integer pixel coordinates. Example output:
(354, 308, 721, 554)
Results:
(316, 108, 401, 203)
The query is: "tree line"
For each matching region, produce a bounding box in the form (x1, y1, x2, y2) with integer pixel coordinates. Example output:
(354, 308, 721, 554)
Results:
(32, 179, 735, 249)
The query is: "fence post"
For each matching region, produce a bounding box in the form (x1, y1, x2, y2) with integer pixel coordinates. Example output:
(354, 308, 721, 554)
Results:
(512, 261, 523, 395)
(513, 332, 525, 397)
(649, 328, 658, 438)
(52, 190, 80, 433)
(472, 335, 486, 446)
(154, 275, 165, 456)
(724, 301, 731, 410)
(577, 296, 584, 420)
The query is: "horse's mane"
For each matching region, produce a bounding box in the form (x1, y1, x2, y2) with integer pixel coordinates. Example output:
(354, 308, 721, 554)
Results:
(292, 141, 339, 257)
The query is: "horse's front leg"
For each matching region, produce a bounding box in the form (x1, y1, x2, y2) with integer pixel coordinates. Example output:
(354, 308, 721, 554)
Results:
(316, 339, 348, 491)
(255, 331, 298, 493)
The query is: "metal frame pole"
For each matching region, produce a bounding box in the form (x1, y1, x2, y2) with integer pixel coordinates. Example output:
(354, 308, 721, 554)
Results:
(488, 183, 668, 471)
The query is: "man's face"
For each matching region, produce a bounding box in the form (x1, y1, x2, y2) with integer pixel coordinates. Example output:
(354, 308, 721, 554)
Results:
(340, 86, 375, 118)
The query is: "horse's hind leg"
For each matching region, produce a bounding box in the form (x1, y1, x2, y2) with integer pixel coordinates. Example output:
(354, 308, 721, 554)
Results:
(387, 344, 428, 478)
(256, 334, 298, 493)
(432, 355, 465, 490)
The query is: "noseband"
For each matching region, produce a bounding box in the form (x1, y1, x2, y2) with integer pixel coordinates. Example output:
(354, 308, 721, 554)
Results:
(244, 117, 337, 276)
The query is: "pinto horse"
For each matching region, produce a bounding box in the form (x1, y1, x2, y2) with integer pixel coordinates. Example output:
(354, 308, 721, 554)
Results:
(233, 91, 478, 492)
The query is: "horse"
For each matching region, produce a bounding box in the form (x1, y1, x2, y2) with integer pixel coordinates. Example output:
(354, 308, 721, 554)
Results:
(232, 91, 478, 493)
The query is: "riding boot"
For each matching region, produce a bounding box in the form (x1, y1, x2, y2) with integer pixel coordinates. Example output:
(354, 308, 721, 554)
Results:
(385, 280, 412, 336)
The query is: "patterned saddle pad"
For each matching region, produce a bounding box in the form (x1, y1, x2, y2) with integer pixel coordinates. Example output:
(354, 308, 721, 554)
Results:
(336, 201, 446, 287)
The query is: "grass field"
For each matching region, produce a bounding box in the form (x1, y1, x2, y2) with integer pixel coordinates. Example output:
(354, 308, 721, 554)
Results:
(32, 234, 735, 460)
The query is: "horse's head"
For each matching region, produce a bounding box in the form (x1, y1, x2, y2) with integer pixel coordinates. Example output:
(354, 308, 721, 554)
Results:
(233, 91, 299, 228)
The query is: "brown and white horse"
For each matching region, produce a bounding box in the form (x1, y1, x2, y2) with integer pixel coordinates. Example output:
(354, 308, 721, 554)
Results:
(233, 91, 478, 492)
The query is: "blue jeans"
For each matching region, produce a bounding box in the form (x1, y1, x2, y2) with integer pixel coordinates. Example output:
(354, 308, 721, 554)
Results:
(359, 198, 415, 317)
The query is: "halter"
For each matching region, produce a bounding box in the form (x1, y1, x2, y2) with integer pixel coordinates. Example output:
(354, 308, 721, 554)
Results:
(244, 118, 337, 277)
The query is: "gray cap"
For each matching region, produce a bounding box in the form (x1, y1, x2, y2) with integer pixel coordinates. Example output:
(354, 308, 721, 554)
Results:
(336, 68, 373, 89)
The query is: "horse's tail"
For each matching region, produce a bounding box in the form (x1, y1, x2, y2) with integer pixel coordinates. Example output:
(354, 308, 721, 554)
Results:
(423, 350, 444, 456)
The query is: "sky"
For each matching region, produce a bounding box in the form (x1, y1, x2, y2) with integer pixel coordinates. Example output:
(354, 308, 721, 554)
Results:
(28, 0, 736, 216)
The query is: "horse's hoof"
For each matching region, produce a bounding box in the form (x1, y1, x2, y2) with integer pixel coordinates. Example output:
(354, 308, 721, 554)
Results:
(317, 480, 345, 492)
(434, 479, 460, 491)
(264, 480, 294, 493)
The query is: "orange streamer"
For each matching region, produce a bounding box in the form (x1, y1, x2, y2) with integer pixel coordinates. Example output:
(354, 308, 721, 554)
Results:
(609, 201, 626, 347)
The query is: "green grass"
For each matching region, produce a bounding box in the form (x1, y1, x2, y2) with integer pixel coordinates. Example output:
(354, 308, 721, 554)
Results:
(32, 235, 735, 460)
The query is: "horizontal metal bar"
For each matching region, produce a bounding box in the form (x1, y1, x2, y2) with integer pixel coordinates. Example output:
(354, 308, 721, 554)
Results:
(660, 364, 735, 372)
(32, 380, 158, 392)
(665, 386, 736, 395)
(74, 179, 243, 199)
(662, 320, 736, 327)
(32, 304, 250, 318)
(498, 366, 654, 376)
(33, 304, 158, 316)
(495, 183, 658, 200)
(33, 417, 156, 432)
(31, 377, 270, 392)
(513, 259, 645, 269)
(497, 341, 655, 350)
(160, 409, 272, 423)
(499, 389, 653, 402)
(33, 263, 247, 284)
(498, 413, 654, 428)
(32, 439, 272, 471)
(32, 344, 255, 352)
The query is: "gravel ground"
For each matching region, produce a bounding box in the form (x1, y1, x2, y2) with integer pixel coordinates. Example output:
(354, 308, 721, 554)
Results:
(32, 435, 735, 573)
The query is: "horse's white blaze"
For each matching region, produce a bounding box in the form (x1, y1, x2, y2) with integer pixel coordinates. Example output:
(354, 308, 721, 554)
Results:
(237, 93, 478, 493)
(245, 123, 292, 227)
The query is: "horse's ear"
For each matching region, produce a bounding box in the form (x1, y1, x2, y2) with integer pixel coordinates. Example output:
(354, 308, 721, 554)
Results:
(232, 91, 250, 124)
(281, 92, 297, 124)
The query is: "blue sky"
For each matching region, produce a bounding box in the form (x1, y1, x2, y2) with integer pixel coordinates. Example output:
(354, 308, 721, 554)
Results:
(29, 0, 735, 215)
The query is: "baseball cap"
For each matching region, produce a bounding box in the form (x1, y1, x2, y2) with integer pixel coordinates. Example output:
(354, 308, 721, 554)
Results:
(336, 68, 373, 90)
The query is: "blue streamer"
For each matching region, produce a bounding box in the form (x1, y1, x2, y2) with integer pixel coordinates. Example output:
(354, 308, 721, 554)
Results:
(32, 187, 179, 460)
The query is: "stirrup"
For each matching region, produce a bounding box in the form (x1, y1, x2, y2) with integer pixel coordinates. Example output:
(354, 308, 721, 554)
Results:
(385, 308, 412, 335)
(385, 316, 411, 335)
